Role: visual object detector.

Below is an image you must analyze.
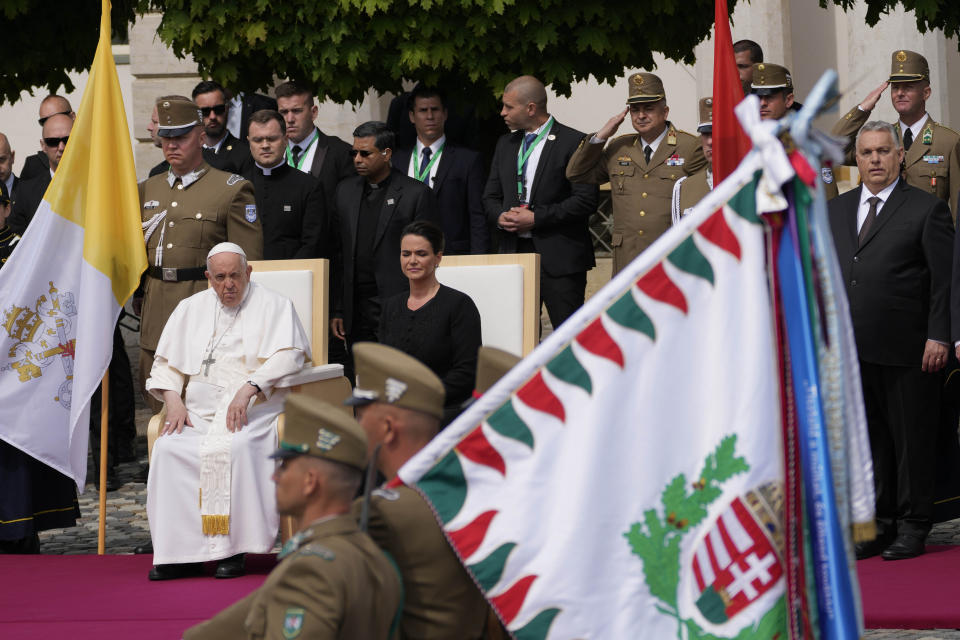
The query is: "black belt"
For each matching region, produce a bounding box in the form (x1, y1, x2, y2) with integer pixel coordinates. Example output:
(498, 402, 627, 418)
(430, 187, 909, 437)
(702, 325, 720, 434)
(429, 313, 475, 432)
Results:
(146, 266, 206, 282)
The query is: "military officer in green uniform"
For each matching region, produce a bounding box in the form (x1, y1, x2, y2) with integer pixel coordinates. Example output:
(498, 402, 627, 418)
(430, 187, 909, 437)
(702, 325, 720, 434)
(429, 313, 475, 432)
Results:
(137, 96, 263, 408)
(183, 394, 402, 640)
(566, 72, 705, 274)
(832, 50, 960, 217)
(671, 97, 714, 223)
(749, 62, 840, 199)
(348, 342, 498, 639)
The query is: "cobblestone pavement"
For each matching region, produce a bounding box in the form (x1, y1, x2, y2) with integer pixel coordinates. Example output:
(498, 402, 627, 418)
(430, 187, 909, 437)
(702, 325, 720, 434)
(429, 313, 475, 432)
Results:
(31, 326, 960, 638)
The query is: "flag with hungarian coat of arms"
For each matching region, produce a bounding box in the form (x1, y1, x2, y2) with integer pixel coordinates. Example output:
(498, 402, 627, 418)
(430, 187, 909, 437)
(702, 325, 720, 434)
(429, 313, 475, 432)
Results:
(399, 89, 872, 639)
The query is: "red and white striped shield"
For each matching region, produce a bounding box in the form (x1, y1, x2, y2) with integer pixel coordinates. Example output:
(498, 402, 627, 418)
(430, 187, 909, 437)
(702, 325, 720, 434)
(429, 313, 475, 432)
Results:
(691, 486, 784, 624)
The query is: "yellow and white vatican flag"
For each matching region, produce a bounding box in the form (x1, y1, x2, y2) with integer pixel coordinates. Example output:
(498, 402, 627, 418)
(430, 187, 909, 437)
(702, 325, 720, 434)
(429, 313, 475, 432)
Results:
(0, 0, 146, 490)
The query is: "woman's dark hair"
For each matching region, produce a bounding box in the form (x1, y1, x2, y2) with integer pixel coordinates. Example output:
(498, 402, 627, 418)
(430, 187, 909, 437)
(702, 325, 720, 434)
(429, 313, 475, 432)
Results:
(401, 220, 445, 254)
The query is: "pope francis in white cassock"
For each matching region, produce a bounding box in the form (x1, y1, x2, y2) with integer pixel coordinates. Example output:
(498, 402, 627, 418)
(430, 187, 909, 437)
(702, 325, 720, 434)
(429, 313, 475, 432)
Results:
(145, 242, 310, 580)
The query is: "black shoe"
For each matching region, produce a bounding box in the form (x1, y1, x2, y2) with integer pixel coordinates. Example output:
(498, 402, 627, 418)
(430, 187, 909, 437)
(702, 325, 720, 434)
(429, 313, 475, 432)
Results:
(881, 533, 925, 561)
(134, 541, 153, 555)
(854, 536, 891, 560)
(148, 562, 203, 581)
(94, 474, 122, 492)
(214, 553, 246, 579)
(133, 464, 149, 484)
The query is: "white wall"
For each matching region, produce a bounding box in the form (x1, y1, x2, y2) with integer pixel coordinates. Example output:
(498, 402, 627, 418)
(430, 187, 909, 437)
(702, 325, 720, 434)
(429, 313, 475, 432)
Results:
(0, 53, 136, 176)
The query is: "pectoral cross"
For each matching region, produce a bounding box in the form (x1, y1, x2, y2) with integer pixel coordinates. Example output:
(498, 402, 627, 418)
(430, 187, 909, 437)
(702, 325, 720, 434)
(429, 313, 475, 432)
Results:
(201, 351, 216, 376)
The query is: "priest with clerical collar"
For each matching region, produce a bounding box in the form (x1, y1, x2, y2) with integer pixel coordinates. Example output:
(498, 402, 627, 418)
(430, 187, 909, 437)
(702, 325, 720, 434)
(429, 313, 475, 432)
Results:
(144, 242, 311, 581)
(243, 109, 327, 259)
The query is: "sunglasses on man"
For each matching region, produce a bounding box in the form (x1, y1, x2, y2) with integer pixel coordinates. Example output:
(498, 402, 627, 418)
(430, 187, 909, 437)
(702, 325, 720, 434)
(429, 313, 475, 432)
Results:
(38, 110, 72, 126)
(43, 136, 70, 148)
(200, 104, 227, 117)
(349, 149, 386, 158)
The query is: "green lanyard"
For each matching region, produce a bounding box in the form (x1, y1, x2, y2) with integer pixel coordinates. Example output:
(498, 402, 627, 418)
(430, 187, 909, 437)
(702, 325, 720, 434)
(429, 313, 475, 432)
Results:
(516, 117, 554, 200)
(413, 142, 445, 184)
(285, 132, 319, 170)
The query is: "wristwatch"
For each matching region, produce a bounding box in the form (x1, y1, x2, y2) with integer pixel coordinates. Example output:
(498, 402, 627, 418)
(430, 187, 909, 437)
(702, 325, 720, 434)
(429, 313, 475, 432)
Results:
(247, 380, 262, 393)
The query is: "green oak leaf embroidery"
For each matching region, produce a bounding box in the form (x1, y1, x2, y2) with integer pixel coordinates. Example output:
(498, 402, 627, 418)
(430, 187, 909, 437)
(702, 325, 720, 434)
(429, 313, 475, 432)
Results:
(623, 435, 786, 639)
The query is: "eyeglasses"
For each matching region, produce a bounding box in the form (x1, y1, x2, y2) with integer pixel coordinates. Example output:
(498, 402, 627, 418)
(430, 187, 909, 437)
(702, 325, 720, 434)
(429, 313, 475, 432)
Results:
(349, 149, 385, 158)
(200, 104, 227, 117)
(38, 110, 72, 126)
(43, 136, 70, 148)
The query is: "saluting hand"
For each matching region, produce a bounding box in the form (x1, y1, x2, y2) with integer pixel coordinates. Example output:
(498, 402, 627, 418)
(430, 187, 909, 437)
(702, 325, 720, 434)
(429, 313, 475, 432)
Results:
(859, 81, 889, 112)
(596, 108, 630, 142)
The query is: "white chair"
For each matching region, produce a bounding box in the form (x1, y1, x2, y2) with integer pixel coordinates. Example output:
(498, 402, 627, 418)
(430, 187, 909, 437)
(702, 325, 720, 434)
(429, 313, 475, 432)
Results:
(436, 253, 540, 356)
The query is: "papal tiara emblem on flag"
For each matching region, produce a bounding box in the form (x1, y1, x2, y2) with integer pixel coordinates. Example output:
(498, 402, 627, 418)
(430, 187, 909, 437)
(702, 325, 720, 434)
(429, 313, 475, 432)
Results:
(691, 482, 784, 624)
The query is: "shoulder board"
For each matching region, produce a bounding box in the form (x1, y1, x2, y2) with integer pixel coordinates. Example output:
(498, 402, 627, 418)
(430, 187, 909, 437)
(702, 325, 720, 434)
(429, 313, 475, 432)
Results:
(297, 543, 336, 561)
(933, 121, 960, 138)
(226, 174, 246, 186)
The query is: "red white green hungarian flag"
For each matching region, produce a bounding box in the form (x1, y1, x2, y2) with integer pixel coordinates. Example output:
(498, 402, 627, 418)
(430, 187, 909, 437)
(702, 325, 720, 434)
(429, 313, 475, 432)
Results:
(399, 92, 871, 639)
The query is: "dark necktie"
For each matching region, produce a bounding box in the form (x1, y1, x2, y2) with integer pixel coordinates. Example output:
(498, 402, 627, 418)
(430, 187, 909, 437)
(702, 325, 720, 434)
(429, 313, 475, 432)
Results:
(520, 132, 538, 200)
(420, 147, 433, 184)
(858, 196, 880, 246)
(903, 128, 913, 151)
(644, 144, 653, 164)
(291, 145, 303, 167)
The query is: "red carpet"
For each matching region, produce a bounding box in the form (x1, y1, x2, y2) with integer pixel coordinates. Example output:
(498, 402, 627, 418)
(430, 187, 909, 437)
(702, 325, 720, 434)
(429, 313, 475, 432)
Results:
(0, 554, 275, 639)
(858, 544, 960, 628)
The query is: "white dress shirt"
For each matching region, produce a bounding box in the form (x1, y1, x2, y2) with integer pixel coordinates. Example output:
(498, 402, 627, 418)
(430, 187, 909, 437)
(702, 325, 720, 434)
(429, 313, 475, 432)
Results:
(857, 177, 899, 233)
(287, 128, 319, 174)
(899, 113, 930, 147)
(408, 135, 446, 187)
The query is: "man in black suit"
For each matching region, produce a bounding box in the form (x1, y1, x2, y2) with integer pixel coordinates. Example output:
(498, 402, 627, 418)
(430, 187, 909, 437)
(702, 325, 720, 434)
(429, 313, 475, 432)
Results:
(245, 110, 326, 259)
(483, 75, 598, 330)
(330, 122, 438, 375)
(9, 113, 73, 234)
(0, 133, 16, 202)
(193, 81, 251, 175)
(226, 90, 277, 143)
(829, 120, 953, 561)
(20, 95, 75, 182)
(275, 82, 355, 218)
(392, 86, 488, 255)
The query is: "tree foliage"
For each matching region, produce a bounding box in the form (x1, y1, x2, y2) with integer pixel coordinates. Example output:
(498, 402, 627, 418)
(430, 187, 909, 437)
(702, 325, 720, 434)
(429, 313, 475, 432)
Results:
(0, 0, 137, 105)
(145, 0, 725, 108)
(824, 0, 960, 40)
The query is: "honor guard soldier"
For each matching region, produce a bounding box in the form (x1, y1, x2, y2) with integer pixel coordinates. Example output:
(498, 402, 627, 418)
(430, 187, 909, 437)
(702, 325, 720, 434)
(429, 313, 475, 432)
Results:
(832, 50, 960, 217)
(566, 72, 705, 274)
(671, 97, 714, 223)
(137, 96, 263, 408)
(348, 343, 498, 639)
(184, 394, 402, 639)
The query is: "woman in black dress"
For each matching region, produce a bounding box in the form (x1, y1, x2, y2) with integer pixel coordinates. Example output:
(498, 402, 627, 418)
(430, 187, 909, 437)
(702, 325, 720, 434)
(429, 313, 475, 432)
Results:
(378, 220, 481, 424)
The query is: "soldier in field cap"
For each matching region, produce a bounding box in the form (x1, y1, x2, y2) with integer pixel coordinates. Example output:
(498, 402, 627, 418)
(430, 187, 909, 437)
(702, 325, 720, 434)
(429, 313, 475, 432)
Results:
(184, 394, 401, 640)
(567, 71, 705, 273)
(671, 97, 715, 223)
(136, 95, 263, 413)
(832, 49, 960, 215)
(347, 342, 500, 638)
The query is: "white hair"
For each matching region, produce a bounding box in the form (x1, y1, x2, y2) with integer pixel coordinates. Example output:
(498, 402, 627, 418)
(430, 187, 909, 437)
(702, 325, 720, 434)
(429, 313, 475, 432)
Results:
(856, 120, 902, 151)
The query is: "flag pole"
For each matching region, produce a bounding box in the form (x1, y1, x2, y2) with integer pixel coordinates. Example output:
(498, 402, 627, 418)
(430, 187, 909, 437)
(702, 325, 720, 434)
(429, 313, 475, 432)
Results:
(98, 370, 109, 555)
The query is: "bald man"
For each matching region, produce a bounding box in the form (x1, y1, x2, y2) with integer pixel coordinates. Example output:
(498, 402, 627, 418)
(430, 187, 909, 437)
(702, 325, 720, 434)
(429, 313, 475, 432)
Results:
(482, 75, 598, 331)
(9, 113, 72, 234)
(0, 133, 15, 201)
(20, 95, 75, 182)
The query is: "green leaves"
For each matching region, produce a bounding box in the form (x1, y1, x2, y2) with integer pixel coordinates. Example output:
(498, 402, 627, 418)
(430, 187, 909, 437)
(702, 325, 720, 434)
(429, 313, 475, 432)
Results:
(623, 435, 751, 636)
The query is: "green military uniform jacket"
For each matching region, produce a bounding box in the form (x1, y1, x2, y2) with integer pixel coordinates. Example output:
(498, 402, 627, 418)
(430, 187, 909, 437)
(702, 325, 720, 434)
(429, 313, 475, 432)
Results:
(566, 123, 705, 274)
(833, 105, 960, 217)
(138, 162, 262, 351)
(672, 168, 712, 222)
(183, 514, 401, 640)
(354, 484, 492, 639)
